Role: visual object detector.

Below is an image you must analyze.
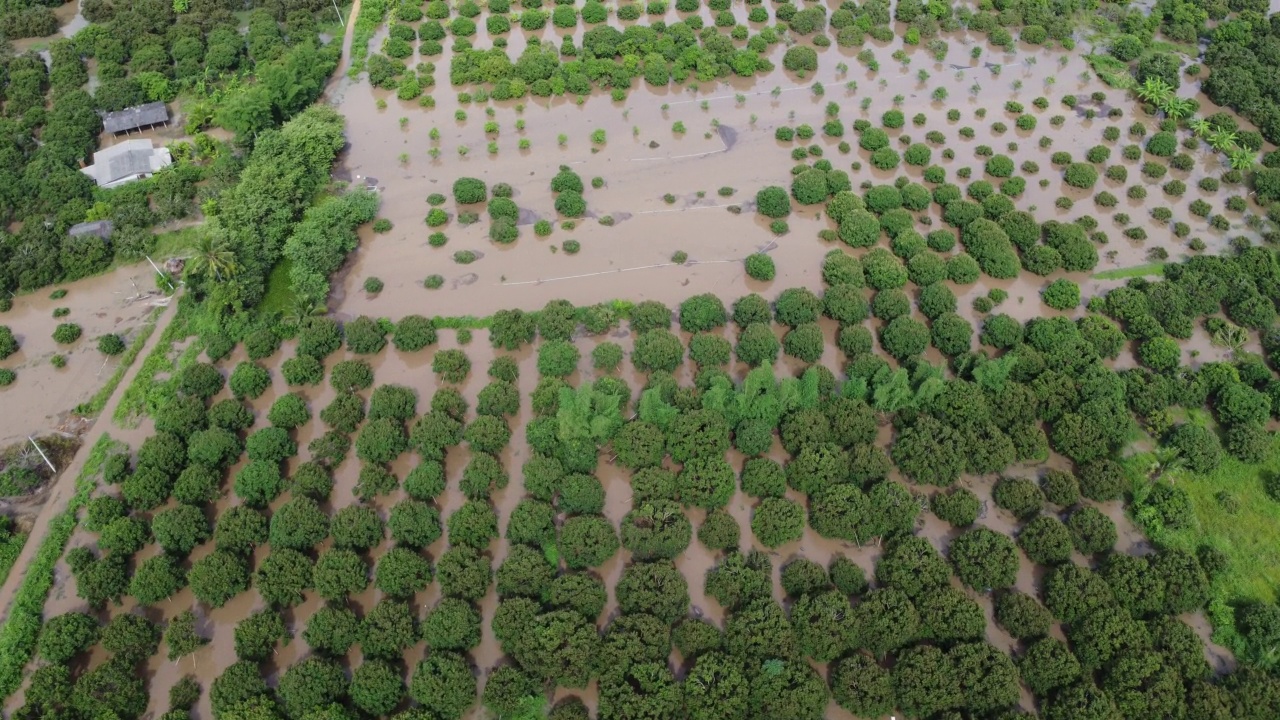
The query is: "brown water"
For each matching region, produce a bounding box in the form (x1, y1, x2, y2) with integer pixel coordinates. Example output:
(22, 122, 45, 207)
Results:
(0, 265, 165, 447)
(326, 16, 1258, 329)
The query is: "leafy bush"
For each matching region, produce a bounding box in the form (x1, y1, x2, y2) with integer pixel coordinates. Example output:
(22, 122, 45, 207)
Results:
(453, 177, 487, 203)
(756, 186, 792, 218)
(1064, 163, 1099, 188)
(745, 253, 776, 281)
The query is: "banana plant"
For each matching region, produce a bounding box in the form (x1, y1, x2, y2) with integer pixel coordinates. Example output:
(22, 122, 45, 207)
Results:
(1208, 129, 1239, 153)
(1135, 76, 1174, 107)
(1160, 96, 1195, 121)
(1229, 148, 1257, 172)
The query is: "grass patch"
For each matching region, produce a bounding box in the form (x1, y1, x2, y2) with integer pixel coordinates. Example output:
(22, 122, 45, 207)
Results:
(1085, 53, 1135, 89)
(0, 434, 119, 702)
(150, 226, 202, 261)
(113, 297, 198, 427)
(0, 530, 28, 595)
(1123, 436, 1280, 661)
(259, 258, 297, 317)
(75, 306, 163, 417)
(1093, 262, 1165, 280)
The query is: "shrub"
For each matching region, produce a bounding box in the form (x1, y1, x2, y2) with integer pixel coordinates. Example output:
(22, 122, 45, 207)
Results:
(745, 253, 776, 281)
(756, 186, 792, 218)
(1064, 163, 1098, 188)
(453, 177, 487, 203)
(985, 154, 1014, 177)
(1042, 279, 1080, 310)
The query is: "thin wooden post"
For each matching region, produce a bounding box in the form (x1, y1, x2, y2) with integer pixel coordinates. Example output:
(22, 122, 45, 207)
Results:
(27, 436, 56, 474)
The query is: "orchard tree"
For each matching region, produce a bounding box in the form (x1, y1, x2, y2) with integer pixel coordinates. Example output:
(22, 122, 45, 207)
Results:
(917, 587, 987, 645)
(254, 548, 313, 607)
(876, 535, 951, 600)
(313, 549, 368, 601)
(853, 587, 920, 656)
(949, 527, 1019, 590)
(375, 547, 433, 598)
(422, 597, 482, 651)
(437, 546, 492, 600)
(234, 609, 289, 661)
(994, 590, 1052, 639)
(304, 606, 360, 657)
(683, 651, 749, 720)
(189, 550, 249, 608)
(38, 612, 99, 663)
(598, 614, 672, 674)
(1044, 564, 1116, 623)
(361, 600, 419, 660)
(350, 660, 405, 717)
(791, 589, 854, 662)
(101, 613, 160, 662)
(129, 554, 187, 605)
(1020, 637, 1083, 697)
(277, 657, 349, 719)
(615, 560, 689, 624)
(892, 645, 961, 719)
(725, 599, 798, 666)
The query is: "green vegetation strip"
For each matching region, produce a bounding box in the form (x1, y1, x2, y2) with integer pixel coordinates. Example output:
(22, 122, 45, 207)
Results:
(74, 307, 163, 417)
(113, 299, 196, 427)
(1124, 439, 1280, 659)
(347, 0, 388, 78)
(1092, 262, 1165, 280)
(0, 435, 117, 701)
(0, 532, 29, 594)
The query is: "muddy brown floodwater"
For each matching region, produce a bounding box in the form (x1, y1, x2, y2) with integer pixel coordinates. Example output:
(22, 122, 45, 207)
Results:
(326, 14, 1263, 330)
(0, 265, 167, 448)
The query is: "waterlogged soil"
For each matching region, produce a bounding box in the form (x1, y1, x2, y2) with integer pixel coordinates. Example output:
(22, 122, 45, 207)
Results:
(0, 265, 165, 448)
(329, 15, 1260, 330)
(17, 321, 1236, 720)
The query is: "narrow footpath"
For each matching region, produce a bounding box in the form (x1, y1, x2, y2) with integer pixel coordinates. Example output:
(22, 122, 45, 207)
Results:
(0, 298, 180, 621)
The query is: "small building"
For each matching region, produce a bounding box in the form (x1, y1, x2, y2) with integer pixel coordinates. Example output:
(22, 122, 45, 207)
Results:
(68, 220, 114, 241)
(101, 102, 169, 135)
(80, 140, 173, 189)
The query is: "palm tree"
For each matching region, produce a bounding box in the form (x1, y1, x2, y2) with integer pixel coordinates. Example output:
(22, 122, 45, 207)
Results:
(283, 297, 326, 326)
(187, 234, 237, 283)
(1212, 322, 1249, 356)
(1230, 148, 1257, 172)
(1148, 446, 1186, 484)
(1135, 77, 1174, 107)
(1188, 118, 1212, 137)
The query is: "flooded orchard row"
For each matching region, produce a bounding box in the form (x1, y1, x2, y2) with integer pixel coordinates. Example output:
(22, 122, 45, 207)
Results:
(19, 321, 1234, 720)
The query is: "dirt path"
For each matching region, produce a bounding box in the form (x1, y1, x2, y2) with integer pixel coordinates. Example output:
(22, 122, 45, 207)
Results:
(0, 298, 180, 622)
(323, 0, 362, 98)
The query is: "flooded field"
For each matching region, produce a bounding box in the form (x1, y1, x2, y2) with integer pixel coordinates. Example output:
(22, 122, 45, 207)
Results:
(327, 14, 1259, 327)
(0, 265, 167, 448)
(0, 3, 1269, 720)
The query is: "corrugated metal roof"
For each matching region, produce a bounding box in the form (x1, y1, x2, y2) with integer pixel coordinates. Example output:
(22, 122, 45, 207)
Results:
(101, 102, 168, 134)
(68, 220, 113, 239)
